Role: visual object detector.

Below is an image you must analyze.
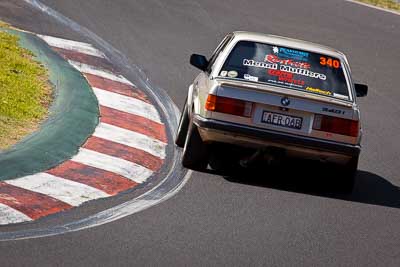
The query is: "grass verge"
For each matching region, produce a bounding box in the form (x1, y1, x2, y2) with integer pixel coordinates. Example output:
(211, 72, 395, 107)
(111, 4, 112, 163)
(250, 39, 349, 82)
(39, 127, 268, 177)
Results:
(357, 0, 400, 11)
(0, 23, 52, 150)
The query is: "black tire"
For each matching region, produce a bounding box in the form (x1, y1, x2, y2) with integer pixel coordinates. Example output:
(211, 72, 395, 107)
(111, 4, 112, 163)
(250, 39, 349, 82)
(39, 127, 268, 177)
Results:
(175, 100, 189, 147)
(181, 118, 209, 170)
(337, 155, 358, 193)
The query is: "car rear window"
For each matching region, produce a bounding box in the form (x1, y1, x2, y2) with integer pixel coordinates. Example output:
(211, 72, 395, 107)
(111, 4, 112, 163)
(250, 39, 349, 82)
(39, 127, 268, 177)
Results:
(218, 41, 350, 100)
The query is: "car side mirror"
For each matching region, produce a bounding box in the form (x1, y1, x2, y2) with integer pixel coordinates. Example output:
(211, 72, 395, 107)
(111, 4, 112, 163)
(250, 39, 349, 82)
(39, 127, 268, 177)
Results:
(354, 83, 368, 97)
(190, 54, 208, 71)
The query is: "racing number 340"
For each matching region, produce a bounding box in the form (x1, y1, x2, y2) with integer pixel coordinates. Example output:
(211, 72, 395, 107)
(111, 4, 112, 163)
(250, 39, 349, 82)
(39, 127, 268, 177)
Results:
(320, 56, 340, 69)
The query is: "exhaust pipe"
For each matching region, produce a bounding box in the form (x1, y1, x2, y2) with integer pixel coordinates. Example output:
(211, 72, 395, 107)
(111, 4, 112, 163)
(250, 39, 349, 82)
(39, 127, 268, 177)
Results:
(239, 147, 286, 168)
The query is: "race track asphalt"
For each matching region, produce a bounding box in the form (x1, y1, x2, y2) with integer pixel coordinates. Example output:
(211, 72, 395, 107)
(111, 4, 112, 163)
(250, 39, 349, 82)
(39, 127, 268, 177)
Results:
(1, 0, 400, 266)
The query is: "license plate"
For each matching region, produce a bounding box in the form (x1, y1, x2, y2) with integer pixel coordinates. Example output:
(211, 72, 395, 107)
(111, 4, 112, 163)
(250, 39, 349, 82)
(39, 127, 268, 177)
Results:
(261, 111, 303, 130)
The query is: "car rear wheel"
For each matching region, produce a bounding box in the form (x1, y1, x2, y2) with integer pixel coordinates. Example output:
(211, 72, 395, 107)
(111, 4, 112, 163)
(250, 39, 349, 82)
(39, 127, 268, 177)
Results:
(181, 118, 209, 170)
(337, 155, 358, 193)
(175, 100, 189, 148)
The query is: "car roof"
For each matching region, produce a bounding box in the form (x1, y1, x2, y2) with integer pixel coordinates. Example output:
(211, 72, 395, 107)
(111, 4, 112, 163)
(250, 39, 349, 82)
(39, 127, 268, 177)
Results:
(231, 31, 346, 59)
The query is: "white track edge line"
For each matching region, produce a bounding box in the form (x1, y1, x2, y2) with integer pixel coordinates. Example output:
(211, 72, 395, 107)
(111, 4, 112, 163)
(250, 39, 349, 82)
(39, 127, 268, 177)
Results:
(345, 0, 400, 16)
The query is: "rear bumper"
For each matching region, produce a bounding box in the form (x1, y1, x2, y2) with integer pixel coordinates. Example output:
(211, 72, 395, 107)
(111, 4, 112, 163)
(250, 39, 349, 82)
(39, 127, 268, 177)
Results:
(193, 115, 361, 158)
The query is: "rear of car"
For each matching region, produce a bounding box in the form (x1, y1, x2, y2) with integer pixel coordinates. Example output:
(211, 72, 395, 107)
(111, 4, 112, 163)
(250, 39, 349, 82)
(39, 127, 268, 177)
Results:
(177, 32, 366, 191)
(199, 39, 360, 165)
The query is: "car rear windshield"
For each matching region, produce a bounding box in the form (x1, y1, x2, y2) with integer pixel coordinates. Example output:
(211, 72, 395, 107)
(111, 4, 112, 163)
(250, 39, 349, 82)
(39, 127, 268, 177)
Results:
(218, 41, 350, 100)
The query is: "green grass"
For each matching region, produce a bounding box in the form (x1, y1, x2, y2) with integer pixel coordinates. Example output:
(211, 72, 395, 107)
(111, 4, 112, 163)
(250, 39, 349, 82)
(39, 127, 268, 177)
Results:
(358, 0, 400, 11)
(0, 26, 52, 149)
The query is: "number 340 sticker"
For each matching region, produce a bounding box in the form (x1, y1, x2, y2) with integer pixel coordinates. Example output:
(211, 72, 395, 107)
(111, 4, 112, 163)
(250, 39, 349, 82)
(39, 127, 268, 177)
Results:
(320, 56, 340, 69)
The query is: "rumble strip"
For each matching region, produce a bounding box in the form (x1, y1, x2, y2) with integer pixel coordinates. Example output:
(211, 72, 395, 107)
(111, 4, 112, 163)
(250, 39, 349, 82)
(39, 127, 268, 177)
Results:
(0, 35, 167, 225)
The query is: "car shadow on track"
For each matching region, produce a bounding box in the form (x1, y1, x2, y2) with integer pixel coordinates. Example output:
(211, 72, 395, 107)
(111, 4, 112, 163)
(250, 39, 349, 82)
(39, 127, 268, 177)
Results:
(204, 160, 400, 209)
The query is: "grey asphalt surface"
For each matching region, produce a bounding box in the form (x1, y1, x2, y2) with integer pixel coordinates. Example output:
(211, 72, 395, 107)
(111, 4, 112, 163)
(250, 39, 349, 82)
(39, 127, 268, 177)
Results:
(1, 0, 400, 266)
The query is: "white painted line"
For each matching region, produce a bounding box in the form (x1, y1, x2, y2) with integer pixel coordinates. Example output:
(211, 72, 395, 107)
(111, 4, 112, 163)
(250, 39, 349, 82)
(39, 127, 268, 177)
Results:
(38, 35, 107, 58)
(0, 203, 32, 225)
(71, 148, 153, 183)
(69, 61, 135, 86)
(93, 87, 162, 123)
(345, 0, 400, 16)
(5, 173, 109, 206)
(94, 123, 167, 159)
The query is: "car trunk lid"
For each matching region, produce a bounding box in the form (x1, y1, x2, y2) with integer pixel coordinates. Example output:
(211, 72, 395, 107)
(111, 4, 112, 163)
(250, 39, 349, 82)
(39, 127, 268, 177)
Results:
(213, 79, 358, 144)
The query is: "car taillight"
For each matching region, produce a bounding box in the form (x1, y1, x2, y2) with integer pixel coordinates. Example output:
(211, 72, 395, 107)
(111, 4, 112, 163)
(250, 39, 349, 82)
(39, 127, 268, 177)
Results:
(205, 94, 253, 118)
(313, 114, 359, 137)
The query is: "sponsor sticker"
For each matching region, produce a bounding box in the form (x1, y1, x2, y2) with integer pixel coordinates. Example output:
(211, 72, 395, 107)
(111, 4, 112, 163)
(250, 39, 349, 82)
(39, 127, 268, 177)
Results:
(306, 86, 332, 96)
(265, 54, 311, 69)
(220, 70, 228, 77)
(243, 59, 278, 70)
(279, 65, 326, 81)
(227, 70, 238, 78)
(273, 46, 309, 61)
(244, 74, 259, 82)
(243, 56, 325, 81)
(267, 69, 305, 86)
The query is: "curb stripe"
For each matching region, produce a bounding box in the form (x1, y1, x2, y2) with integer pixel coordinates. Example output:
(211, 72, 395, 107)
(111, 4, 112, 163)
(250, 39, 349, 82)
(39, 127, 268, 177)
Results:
(85, 73, 150, 103)
(47, 161, 138, 195)
(52, 47, 114, 72)
(100, 106, 167, 143)
(71, 148, 153, 183)
(94, 123, 167, 159)
(0, 182, 72, 220)
(39, 35, 106, 58)
(5, 173, 109, 207)
(84, 136, 163, 172)
(0, 203, 32, 225)
(0, 34, 169, 226)
(93, 88, 162, 123)
(69, 61, 134, 86)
